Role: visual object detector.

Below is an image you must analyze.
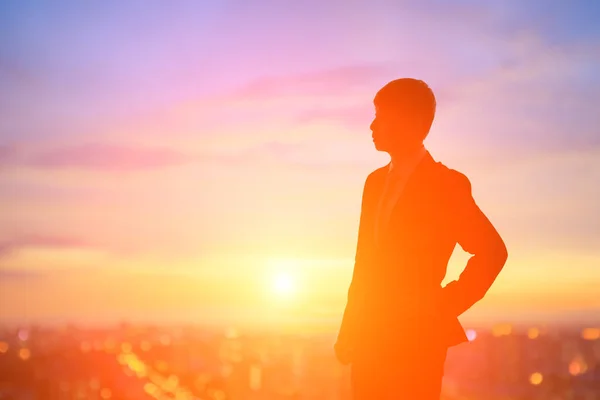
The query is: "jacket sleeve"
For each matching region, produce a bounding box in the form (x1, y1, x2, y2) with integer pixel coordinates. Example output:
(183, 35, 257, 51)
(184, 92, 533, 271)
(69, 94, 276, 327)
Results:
(335, 176, 371, 356)
(441, 171, 508, 317)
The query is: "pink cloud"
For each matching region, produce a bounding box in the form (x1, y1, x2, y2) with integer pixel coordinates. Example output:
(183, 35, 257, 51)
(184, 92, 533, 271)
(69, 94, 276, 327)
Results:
(0, 234, 95, 258)
(295, 104, 373, 129)
(225, 64, 391, 101)
(0, 144, 20, 167)
(201, 140, 370, 171)
(29, 143, 195, 171)
(200, 141, 302, 166)
(0, 269, 46, 280)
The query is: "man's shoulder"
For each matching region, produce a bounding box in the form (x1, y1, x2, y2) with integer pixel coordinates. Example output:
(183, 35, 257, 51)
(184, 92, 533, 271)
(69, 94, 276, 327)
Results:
(434, 161, 472, 192)
(364, 164, 389, 183)
(369, 164, 390, 176)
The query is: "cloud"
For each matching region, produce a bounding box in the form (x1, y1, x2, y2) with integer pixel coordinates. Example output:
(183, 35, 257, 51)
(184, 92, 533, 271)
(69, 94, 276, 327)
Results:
(0, 234, 95, 258)
(200, 141, 307, 166)
(28, 143, 195, 171)
(222, 64, 392, 101)
(0, 269, 46, 280)
(295, 104, 373, 129)
(200, 140, 374, 171)
(0, 144, 21, 168)
(141, 64, 387, 147)
(0, 145, 12, 165)
(0, 55, 39, 88)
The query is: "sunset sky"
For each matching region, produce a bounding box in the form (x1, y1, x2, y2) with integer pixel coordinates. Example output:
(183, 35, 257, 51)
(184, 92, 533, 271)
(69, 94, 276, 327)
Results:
(1, 0, 599, 327)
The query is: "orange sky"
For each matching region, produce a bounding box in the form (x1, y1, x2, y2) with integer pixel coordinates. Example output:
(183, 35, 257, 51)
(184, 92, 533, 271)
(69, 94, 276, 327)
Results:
(1, 1, 600, 326)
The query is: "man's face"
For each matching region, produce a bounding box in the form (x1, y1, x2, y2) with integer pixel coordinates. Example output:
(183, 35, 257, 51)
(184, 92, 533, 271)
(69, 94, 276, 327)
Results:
(370, 105, 421, 154)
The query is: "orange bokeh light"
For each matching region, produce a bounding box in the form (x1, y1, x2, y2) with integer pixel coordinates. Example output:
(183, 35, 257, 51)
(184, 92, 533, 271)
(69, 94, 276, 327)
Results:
(581, 328, 600, 341)
(529, 372, 543, 385)
(19, 348, 31, 361)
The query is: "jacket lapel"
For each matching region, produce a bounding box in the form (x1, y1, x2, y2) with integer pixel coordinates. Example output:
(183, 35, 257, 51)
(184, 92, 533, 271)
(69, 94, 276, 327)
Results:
(377, 152, 437, 246)
(389, 152, 436, 219)
(366, 164, 389, 214)
(358, 165, 389, 249)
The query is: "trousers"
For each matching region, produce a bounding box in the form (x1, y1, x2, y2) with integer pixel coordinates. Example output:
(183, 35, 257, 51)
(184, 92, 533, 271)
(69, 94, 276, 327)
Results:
(350, 327, 448, 400)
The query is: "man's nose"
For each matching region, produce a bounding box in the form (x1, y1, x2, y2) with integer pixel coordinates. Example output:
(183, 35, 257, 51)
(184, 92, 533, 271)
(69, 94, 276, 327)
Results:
(370, 119, 376, 131)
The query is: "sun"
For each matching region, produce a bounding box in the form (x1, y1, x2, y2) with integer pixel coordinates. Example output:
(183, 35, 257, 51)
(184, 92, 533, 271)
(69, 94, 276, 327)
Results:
(272, 271, 295, 296)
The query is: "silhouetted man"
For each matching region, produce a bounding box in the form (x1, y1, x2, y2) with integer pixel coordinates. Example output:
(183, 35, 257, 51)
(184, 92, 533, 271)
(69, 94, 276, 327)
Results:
(334, 78, 508, 399)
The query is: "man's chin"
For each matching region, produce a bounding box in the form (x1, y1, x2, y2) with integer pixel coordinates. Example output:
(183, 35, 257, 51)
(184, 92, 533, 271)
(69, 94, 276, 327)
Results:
(373, 142, 387, 152)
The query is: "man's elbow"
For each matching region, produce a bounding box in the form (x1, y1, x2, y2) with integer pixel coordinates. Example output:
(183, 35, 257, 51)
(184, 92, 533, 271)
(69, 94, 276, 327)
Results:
(497, 237, 508, 265)
(489, 236, 508, 270)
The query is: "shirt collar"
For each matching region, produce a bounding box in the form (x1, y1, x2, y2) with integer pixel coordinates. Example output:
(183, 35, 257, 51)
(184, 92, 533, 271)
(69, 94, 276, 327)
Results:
(389, 145, 427, 174)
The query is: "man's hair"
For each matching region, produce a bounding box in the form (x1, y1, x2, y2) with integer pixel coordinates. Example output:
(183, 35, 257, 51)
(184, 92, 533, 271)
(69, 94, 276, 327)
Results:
(374, 78, 436, 138)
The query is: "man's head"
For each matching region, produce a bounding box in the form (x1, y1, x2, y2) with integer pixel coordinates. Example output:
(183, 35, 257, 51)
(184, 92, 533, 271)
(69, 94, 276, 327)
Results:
(370, 78, 436, 155)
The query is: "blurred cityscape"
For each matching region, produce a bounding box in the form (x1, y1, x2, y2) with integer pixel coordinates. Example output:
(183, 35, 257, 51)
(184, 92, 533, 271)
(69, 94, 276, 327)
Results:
(1, 322, 599, 400)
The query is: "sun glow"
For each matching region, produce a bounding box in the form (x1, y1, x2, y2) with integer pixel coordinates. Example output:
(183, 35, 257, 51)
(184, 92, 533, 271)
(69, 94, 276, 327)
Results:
(272, 271, 295, 296)
(266, 258, 303, 298)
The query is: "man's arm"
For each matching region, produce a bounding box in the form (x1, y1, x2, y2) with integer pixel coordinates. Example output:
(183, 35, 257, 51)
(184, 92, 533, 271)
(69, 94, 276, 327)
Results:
(441, 171, 508, 318)
(334, 177, 370, 365)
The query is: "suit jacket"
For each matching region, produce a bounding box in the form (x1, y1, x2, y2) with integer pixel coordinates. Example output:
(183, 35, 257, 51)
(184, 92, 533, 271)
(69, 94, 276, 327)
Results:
(336, 151, 507, 360)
